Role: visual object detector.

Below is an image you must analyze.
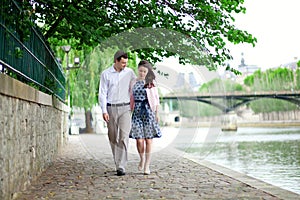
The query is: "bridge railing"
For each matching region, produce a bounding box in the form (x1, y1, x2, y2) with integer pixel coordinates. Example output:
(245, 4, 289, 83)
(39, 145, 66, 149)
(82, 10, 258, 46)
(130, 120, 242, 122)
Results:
(162, 90, 300, 98)
(161, 90, 300, 113)
(0, 1, 66, 102)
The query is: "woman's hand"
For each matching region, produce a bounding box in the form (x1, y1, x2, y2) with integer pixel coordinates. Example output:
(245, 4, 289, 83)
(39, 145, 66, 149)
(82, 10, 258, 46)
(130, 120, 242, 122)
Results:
(155, 112, 159, 122)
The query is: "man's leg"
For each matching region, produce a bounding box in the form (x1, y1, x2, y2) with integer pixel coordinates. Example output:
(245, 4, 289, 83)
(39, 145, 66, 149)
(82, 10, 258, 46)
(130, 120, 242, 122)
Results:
(115, 105, 131, 171)
(107, 107, 118, 169)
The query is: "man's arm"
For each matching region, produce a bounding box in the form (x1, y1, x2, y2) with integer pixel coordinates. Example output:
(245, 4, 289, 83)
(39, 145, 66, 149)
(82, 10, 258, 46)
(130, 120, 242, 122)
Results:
(99, 72, 109, 122)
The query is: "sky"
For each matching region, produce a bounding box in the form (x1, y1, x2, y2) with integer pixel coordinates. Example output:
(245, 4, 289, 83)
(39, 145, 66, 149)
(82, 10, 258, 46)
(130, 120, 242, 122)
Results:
(158, 0, 300, 80)
(227, 0, 300, 70)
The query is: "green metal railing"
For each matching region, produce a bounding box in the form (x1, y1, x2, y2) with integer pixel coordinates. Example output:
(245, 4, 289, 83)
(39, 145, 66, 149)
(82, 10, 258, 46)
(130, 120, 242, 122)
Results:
(0, 1, 66, 102)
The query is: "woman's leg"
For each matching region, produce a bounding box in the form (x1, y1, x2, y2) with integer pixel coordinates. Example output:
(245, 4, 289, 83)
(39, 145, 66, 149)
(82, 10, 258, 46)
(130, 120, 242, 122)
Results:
(144, 139, 153, 174)
(136, 139, 145, 170)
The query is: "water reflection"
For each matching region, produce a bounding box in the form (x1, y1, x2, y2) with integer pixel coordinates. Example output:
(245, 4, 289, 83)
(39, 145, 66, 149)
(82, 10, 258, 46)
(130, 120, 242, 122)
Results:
(176, 127, 300, 195)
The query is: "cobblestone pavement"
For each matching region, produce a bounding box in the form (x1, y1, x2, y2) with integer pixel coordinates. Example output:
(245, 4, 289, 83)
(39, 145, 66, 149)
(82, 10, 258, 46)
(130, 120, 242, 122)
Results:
(15, 134, 299, 200)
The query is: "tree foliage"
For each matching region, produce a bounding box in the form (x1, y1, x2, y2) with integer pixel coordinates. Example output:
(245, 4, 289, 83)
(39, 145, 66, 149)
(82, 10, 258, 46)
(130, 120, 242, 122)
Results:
(250, 98, 297, 113)
(180, 100, 222, 118)
(178, 78, 245, 118)
(243, 67, 299, 113)
(199, 78, 245, 93)
(3, 0, 256, 69)
(2, 0, 259, 127)
(70, 47, 138, 110)
(244, 68, 299, 91)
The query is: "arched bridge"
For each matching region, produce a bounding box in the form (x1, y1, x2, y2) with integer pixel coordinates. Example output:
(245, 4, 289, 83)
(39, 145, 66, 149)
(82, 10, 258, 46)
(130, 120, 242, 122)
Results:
(161, 91, 300, 113)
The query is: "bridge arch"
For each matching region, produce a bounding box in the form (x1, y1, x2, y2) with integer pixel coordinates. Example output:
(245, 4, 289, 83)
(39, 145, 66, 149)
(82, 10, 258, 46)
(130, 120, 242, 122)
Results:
(162, 91, 300, 113)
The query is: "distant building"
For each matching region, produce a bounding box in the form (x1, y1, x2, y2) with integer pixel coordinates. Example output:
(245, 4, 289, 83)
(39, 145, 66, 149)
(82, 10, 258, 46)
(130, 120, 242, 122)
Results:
(273, 61, 298, 71)
(174, 71, 201, 91)
(223, 53, 260, 84)
(237, 53, 259, 75)
(174, 72, 185, 88)
(189, 72, 199, 88)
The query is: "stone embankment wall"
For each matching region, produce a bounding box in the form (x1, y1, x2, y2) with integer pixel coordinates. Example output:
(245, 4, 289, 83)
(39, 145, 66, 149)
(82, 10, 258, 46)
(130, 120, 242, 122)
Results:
(0, 74, 69, 200)
(259, 110, 300, 121)
(174, 109, 300, 128)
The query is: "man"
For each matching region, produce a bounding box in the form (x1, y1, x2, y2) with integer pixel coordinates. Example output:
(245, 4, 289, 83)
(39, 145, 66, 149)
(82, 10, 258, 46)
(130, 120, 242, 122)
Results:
(99, 50, 136, 176)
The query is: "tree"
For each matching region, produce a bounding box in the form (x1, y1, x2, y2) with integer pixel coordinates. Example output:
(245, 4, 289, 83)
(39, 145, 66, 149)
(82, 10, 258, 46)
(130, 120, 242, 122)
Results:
(70, 46, 102, 133)
(197, 78, 245, 116)
(3, 0, 256, 68)
(243, 68, 298, 113)
(244, 68, 294, 91)
(3, 0, 257, 131)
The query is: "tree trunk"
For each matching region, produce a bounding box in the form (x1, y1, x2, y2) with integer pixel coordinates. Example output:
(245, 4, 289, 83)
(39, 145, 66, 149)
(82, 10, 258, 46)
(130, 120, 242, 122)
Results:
(83, 110, 94, 133)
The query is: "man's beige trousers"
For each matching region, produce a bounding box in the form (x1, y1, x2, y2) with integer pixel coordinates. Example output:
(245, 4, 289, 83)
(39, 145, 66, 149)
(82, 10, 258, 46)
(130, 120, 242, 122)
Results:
(107, 105, 131, 171)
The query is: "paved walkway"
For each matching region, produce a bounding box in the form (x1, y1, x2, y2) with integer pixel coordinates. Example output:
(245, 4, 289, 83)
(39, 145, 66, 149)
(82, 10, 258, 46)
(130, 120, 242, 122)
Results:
(16, 134, 300, 200)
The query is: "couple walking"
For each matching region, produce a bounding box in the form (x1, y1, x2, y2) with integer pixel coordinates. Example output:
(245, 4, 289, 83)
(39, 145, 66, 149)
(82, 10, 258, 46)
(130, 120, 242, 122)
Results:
(99, 50, 162, 176)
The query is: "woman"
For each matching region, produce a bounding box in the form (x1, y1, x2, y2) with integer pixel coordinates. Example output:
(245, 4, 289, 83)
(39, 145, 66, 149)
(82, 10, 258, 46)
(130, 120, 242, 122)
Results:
(130, 60, 162, 175)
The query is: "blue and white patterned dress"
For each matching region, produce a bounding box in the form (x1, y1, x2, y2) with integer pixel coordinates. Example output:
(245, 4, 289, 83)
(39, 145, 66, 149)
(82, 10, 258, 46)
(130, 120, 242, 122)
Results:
(130, 80, 162, 139)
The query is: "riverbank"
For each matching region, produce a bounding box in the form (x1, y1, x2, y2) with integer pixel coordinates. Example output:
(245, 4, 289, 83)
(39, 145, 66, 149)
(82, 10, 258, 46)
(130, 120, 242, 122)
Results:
(171, 120, 300, 128)
(238, 121, 300, 127)
(15, 134, 300, 200)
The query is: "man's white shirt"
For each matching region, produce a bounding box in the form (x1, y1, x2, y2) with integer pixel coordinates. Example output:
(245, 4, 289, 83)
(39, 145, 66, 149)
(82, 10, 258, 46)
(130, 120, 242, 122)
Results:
(99, 65, 136, 113)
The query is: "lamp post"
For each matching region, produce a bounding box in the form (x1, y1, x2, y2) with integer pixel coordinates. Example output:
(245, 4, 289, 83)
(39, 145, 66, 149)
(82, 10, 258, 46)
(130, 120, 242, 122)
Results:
(61, 45, 80, 134)
(61, 45, 80, 104)
(61, 45, 71, 105)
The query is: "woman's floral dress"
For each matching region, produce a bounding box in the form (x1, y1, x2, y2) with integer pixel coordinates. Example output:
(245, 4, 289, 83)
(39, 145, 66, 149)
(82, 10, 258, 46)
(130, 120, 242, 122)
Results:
(130, 80, 162, 139)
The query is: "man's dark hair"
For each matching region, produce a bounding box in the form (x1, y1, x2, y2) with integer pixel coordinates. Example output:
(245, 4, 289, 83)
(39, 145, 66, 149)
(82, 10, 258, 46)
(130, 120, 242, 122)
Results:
(114, 50, 128, 62)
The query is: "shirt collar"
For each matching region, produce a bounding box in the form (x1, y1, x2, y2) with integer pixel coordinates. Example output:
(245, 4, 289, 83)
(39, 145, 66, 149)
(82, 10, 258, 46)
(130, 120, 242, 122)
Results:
(108, 65, 127, 73)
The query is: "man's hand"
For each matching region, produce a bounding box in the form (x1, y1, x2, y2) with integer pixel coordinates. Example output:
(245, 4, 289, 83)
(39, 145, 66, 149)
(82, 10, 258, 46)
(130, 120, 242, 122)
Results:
(103, 113, 109, 123)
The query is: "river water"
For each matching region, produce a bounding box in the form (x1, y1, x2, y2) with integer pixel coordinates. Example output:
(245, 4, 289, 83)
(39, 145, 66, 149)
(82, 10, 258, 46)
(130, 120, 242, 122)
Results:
(160, 126, 300, 195)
